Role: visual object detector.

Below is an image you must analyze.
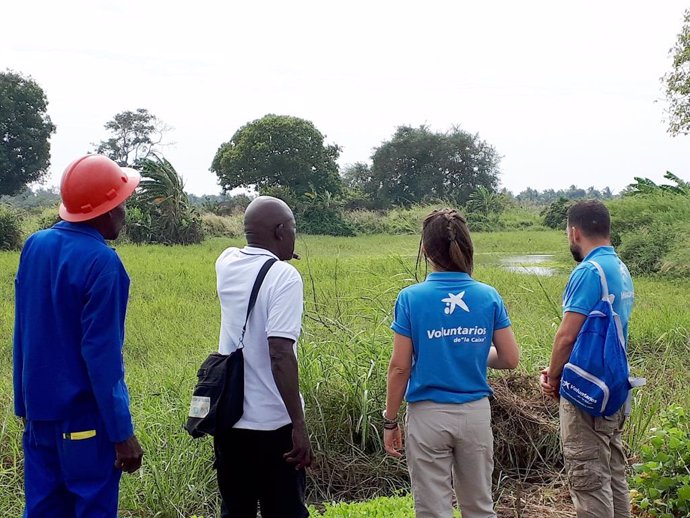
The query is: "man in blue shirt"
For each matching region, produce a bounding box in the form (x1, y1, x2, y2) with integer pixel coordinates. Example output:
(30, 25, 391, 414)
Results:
(541, 200, 634, 518)
(13, 155, 144, 518)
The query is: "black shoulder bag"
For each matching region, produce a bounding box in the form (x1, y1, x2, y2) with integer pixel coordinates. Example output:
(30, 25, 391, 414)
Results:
(184, 258, 277, 438)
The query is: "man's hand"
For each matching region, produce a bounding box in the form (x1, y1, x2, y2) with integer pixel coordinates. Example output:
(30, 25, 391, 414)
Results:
(114, 435, 144, 473)
(540, 368, 560, 401)
(284, 422, 312, 470)
(384, 426, 404, 458)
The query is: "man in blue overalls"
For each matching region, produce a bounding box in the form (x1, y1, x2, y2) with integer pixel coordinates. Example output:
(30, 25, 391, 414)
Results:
(13, 154, 144, 518)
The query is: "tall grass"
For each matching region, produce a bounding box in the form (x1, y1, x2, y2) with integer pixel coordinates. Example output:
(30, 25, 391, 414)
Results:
(1, 232, 689, 516)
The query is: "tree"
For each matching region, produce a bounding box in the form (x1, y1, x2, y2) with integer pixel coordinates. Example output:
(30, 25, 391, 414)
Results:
(663, 9, 690, 136)
(0, 70, 56, 196)
(541, 197, 572, 229)
(94, 108, 169, 167)
(342, 162, 373, 190)
(210, 114, 343, 197)
(466, 186, 506, 216)
(126, 156, 203, 245)
(625, 171, 690, 196)
(367, 125, 501, 208)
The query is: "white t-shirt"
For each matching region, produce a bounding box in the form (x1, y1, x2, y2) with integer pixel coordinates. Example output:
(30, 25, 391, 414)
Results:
(216, 246, 304, 430)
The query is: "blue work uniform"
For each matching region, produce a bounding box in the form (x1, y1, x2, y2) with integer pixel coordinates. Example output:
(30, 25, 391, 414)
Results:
(13, 221, 134, 518)
(391, 271, 512, 404)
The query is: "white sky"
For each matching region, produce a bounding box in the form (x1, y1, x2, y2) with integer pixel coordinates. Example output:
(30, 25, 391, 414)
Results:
(3, 0, 689, 196)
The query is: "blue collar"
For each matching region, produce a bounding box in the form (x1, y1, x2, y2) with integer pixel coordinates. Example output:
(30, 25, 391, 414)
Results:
(583, 246, 615, 262)
(426, 271, 472, 282)
(53, 221, 106, 244)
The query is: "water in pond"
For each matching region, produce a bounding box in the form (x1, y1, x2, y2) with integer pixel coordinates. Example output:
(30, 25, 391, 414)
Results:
(499, 255, 556, 276)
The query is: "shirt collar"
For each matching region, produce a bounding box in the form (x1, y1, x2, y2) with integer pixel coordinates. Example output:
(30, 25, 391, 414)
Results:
(241, 246, 279, 259)
(53, 221, 106, 244)
(582, 245, 615, 262)
(426, 271, 472, 282)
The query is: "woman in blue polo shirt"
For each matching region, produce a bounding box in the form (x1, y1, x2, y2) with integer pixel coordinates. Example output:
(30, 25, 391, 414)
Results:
(383, 208, 520, 518)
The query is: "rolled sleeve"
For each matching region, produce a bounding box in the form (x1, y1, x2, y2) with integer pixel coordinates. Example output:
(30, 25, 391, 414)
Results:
(267, 276, 304, 342)
(391, 292, 412, 337)
(81, 262, 134, 443)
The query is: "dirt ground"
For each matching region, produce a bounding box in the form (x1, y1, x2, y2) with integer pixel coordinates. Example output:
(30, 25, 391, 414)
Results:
(494, 479, 576, 518)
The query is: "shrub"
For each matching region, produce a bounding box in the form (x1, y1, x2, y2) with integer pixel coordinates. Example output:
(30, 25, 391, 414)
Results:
(0, 204, 23, 250)
(541, 197, 571, 229)
(618, 225, 673, 275)
(630, 405, 690, 517)
(34, 207, 60, 231)
(608, 193, 690, 275)
(297, 201, 355, 237)
(343, 210, 390, 234)
(201, 213, 243, 238)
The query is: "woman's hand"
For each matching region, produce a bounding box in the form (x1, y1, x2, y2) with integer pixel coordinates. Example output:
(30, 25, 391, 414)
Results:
(384, 425, 404, 458)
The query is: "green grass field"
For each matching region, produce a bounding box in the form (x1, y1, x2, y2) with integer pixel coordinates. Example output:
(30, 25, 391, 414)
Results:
(1, 231, 689, 517)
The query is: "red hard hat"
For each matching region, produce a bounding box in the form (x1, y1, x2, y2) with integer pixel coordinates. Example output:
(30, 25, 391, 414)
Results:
(59, 155, 141, 223)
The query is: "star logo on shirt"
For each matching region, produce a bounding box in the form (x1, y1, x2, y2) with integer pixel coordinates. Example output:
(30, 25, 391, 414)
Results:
(442, 292, 470, 315)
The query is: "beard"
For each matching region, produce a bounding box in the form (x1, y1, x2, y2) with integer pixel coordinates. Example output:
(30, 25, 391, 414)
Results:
(569, 242, 584, 263)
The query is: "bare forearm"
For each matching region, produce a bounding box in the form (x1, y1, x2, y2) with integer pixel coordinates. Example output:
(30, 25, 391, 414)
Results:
(488, 346, 514, 369)
(385, 364, 409, 418)
(270, 347, 305, 427)
(548, 335, 575, 379)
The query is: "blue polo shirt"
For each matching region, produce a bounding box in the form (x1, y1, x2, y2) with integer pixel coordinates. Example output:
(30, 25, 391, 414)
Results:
(13, 221, 134, 443)
(391, 272, 511, 404)
(563, 246, 634, 340)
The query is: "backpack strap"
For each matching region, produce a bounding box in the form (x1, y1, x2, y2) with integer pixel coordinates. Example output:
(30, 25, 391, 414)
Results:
(589, 259, 626, 350)
(238, 258, 277, 348)
(588, 260, 611, 302)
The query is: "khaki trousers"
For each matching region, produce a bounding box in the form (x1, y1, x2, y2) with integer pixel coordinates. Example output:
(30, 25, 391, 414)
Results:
(406, 398, 495, 518)
(560, 399, 630, 518)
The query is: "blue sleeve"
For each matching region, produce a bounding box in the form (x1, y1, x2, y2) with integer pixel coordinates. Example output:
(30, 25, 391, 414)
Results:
(562, 266, 600, 316)
(391, 291, 412, 337)
(13, 276, 25, 418)
(494, 292, 511, 331)
(81, 258, 134, 443)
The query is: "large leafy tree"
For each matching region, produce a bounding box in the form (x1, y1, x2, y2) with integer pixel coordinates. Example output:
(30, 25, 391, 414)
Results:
(663, 9, 690, 136)
(94, 108, 169, 167)
(210, 114, 343, 196)
(0, 70, 56, 196)
(365, 125, 501, 208)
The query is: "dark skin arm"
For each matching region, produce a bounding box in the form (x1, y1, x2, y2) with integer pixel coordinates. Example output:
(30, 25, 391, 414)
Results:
(269, 336, 312, 470)
(114, 435, 144, 473)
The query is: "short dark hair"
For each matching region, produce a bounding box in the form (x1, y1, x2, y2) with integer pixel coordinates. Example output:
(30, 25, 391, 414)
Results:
(567, 200, 610, 238)
(421, 208, 473, 273)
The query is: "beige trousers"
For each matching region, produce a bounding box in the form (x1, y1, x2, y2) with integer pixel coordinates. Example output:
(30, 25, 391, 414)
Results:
(560, 399, 630, 518)
(406, 398, 495, 518)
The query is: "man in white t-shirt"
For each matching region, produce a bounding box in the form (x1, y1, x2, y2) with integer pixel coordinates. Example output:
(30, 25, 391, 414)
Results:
(213, 196, 311, 518)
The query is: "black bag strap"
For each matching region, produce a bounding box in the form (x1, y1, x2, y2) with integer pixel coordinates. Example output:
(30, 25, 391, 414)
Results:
(238, 258, 277, 348)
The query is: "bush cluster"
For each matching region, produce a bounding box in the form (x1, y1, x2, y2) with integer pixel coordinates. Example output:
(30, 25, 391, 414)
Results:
(630, 406, 690, 517)
(541, 197, 572, 230)
(201, 213, 243, 238)
(0, 204, 23, 250)
(608, 193, 690, 276)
